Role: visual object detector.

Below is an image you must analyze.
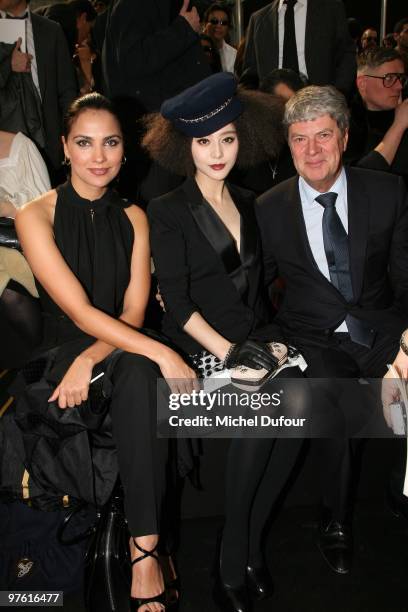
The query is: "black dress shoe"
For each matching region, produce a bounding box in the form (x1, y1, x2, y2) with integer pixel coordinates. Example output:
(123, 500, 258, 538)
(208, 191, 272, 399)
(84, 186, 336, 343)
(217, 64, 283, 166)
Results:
(246, 564, 274, 600)
(317, 519, 352, 575)
(213, 578, 252, 612)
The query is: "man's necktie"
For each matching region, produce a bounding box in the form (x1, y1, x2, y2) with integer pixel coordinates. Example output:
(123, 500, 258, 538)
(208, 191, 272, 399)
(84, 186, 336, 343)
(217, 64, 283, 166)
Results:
(316, 192, 376, 348)
(282, 0, 299, 73)
(316, 192, 353, 303)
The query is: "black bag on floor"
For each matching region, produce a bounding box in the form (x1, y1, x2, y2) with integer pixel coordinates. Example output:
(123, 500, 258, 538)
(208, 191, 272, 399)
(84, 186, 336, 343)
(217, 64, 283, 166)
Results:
(0, 501, 96, 593)
(84, 484, 131, 612)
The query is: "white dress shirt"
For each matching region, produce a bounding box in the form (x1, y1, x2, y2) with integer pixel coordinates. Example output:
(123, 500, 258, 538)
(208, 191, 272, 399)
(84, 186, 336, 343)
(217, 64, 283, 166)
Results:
(219, 40, 237, 73)
(299, 167, 349, 331)
(278, 0, 308, 78)
(0, 8, 41, 99)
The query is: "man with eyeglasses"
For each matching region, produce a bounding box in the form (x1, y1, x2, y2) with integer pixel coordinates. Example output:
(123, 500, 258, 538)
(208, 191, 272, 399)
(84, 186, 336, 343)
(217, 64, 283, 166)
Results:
(347, 47, 408, 187)
(203, 3, 236, 73)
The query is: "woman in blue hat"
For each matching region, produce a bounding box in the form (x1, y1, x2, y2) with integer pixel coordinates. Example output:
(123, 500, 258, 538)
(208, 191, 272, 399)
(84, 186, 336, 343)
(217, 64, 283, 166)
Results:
(144, 73, 307, 612)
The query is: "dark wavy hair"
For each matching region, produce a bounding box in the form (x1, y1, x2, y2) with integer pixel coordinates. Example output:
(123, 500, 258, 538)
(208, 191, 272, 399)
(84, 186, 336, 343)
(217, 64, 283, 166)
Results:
(63, 93, 121, 138)
(141, 89, 285, 176)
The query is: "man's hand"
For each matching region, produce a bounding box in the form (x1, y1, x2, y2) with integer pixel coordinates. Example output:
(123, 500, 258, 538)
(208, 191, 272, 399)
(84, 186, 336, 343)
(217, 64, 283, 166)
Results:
(393, 98, 408, 132)
(11, 38, 32, 73)
(179, 0, 200, 33)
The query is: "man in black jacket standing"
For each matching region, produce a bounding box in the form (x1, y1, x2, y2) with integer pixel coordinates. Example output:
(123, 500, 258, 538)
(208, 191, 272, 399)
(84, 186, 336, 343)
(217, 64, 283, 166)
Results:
(103, 0, 210, 112)
(256, 85, 408, 575)
(242, 0, 356, 98)
(102, 0, 211, 202)
(0, 0, 78, 183)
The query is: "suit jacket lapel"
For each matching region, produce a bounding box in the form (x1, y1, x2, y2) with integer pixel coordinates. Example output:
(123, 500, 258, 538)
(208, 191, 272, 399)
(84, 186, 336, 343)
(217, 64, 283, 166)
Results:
(346, 167, 369, 301)
(289, 176, 349, 299)
(267, 1, 280, 69)
(182, 178, 256, 300)
(30, 13, 46, 98)
(304, 0, 318, 77)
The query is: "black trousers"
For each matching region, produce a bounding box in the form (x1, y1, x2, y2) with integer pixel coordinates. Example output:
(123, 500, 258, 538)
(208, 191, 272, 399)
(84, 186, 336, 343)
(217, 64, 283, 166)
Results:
(299, 330, 401, 521)
(109, 353, 169, 537)
(221, 368, 308, 585)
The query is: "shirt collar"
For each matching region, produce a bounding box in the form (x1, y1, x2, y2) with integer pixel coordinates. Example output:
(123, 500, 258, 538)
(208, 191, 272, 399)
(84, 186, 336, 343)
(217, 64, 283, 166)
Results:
(278, 0, 306, 11)
(299, 166, 346, 208)
(0, 7, 29, 19)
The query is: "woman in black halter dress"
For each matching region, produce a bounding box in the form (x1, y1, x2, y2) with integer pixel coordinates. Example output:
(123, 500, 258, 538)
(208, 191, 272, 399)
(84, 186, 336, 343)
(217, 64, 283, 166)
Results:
(15, 93, 196, 612)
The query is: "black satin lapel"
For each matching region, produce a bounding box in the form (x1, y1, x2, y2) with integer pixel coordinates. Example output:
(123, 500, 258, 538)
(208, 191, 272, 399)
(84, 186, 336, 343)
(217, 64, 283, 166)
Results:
(346, 168, 369, 301)
(229, 183, 257, 270)
(183, 178, 248, 298)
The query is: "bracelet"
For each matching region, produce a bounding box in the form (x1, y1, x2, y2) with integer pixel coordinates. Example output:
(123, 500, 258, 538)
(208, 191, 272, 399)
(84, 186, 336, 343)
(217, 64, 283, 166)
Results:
(223, 343, 236, 367)
(400, 330, 408, 356)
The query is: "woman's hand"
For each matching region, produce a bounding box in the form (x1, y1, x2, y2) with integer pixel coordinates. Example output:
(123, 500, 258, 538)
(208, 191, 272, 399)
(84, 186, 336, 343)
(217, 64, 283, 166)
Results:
(48, 354, 94, 409)
(156, 347, 199, 395)
(224, 340, 278, 371)
(381, 348, 408, 428)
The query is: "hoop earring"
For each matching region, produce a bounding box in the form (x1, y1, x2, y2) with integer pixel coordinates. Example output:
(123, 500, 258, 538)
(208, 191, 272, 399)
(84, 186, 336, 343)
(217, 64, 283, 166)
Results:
(121, 156, 127, 166)
(63, 156, 71, 166)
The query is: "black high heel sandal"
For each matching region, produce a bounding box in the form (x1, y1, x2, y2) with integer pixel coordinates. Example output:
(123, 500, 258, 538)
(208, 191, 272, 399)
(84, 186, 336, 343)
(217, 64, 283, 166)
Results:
(130, 539, 166, 611)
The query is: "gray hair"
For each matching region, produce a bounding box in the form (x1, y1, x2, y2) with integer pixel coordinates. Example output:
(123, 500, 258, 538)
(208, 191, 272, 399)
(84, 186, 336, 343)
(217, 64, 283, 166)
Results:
(283, 85, 350, 136)
(357, 47, 403, 73)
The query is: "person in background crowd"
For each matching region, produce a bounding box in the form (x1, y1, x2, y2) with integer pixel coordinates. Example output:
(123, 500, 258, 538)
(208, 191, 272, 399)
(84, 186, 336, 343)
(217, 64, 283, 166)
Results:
(0, 0, 77, 185)
(347, 47, 408, 186)
(13, 92, 197, 611)
(360, 27, 378, 51)
(0, 130, 50, 219)
(203, 2, 236, 73)
(0, 129, 51, 366)
(44, 0, 96, 56)
(393, 17, 408, 70)
(242, 0, 356, 98)
(44, 0, 97, 94)
(347, 17, 363, 53)
(382, 33, 397, 49)
(200, 33, 222, 73)
(232, 68, 306, 195)
(102, 0, 211, 204)
(92, 0, 109, 14)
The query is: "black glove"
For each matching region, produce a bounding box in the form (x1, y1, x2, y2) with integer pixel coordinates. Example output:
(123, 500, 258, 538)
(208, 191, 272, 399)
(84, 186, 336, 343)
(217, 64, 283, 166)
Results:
(224, 340, 278, 371)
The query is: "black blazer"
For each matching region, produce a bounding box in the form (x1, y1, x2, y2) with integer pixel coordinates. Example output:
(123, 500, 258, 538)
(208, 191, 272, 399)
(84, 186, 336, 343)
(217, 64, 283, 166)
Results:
(102, 0, 211, 113)
(255, 167, 408, 346)
(31, 13, 78, 170)
(242, 0, 356, 96)
(148, 177, 269, 355)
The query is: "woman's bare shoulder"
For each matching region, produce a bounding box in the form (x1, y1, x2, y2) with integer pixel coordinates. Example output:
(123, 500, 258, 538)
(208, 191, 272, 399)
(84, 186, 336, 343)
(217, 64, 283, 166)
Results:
(15, 189, 57, 226)
(124, 203, 148, 231)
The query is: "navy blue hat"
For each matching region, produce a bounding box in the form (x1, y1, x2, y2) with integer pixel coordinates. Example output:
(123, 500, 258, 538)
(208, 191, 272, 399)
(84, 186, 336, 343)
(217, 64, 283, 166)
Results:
(160, 72, 243, 137)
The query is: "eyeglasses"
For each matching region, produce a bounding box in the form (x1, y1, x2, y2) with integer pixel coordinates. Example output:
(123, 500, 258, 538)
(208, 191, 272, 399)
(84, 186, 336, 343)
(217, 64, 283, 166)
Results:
(363, 36, 377, 42)
(365, 73, 407, 88)
(209, 18, 229, 26)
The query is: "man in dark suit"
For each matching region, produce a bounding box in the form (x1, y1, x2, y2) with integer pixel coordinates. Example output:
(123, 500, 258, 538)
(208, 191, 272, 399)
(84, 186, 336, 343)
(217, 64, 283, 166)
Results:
(256, 85, 408, 574)
(101, 0, 212, 203)
(0, 0, 78, 183)
(243, 0, 356, 97)
(102, 0, 211, 113)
